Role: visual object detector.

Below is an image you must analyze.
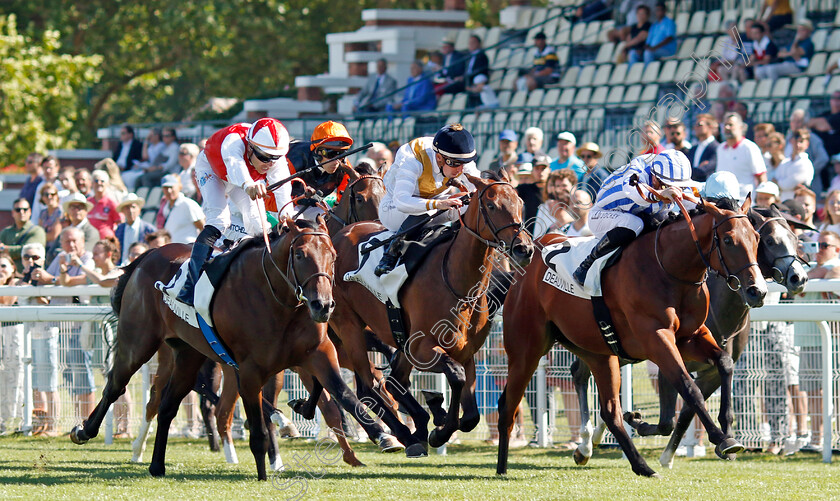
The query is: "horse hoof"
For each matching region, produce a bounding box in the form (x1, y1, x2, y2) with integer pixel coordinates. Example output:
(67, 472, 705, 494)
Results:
(573, 449, 590, 466)
(405, 443, 428, 458)
(623, 411, 642, 424)
(659, 452, 675, 469)
(149, 464, 165, 477)
(378, 434, 404, 453)
(428, 429, 447, 449)
(69, 425, 88, 445)
(650, 472, 663, 479)
(716, 438, 744, 459)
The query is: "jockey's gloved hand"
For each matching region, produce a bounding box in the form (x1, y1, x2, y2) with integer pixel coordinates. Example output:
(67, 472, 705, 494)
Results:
(244, 181, 267, 200)
(303, 186, 317, 198)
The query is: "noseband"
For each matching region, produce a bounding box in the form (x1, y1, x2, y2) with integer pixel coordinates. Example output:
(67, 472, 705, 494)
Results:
(329, 175, 384, 227)
(262, 230, 333, 308)
(754, 215, 809, 285)
(459, 181, 524, 252)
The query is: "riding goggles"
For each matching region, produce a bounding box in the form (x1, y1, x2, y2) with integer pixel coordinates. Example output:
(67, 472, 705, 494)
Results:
(252, 146, 282, 164)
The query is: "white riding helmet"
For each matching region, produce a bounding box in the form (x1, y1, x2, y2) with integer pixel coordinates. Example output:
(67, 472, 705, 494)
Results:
(246, 118, 290, 157)
(650, 149, 697, 187)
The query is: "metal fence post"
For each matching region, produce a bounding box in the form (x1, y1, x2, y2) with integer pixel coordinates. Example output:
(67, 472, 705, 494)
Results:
(23, 325, 33, 434)
(537, 355, 548, 447)
(621, 363, 633, 456)
(436, 373, 447, 455)
(819, 321, 833, 464)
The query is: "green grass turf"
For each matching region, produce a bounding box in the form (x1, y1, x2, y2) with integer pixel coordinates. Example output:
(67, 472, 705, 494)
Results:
(0, 436, 837, 500)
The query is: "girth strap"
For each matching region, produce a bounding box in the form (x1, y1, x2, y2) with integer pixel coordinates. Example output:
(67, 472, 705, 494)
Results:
(591, 296, 643, 364)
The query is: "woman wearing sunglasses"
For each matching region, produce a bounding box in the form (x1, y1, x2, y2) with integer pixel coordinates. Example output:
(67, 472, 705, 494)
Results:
(375, 123, 480, 276)
(174, 118, 294, 306)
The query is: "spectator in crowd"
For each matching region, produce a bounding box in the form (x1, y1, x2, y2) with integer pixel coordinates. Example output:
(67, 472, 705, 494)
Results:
(121, 128, 159, 190)
(792, 230, 840, 453)
(550, 131, 585, 178)
(74, 168, 93, 198)
(137, 127, 180, 189)
(688, 114, 719, 181)
(754, 181, 780, 207)
(506, 153, 531, 188)
(638, 2, 676, 65)
(115, 193, 155, 265)
(607, 0, 655, 43)
(392, 61, 436, 113)
(809, 91, 840, 157)
(760, 286, 797, 455)
(787, 109, 829, 188)
(62, 193, 100, 252)
(716, 112, 766, 199)
(733, 101, 755, 140)
(94, 158, 129, 203)
(619, 5, 651, 65)
(517, 32, 561, 91)
(639, 120, 664, 155)
(560, 189, 594, 237)
(534, 169, 577, 237)
(761, 0, 793, 32)
(37, 184, 63, 262)
(747, 22, 779, 78)
(436, 38, 465, 95)
(753, 123, 775, 154)
(577, 142, 609, 200)
(157, 174, 204, 244)
(0, 198, 46, 273)
(710, 21, 749, 82)
(20, 152, 44, 207)
(86, 170, 123, 240)
(354, 58, 397, 113)
(765, 132, 788, 177)
(367, 142, 394, 175)
(126, 241, 149, 262)
(663, 119, 691, 153)
(820, 190, 840, 234)
(176, 143, 200, 200)
(425, 51, 443, 76)
(794, 187, 819, 241)
(828, 154, 840, 192)
(17, 243, 60, 436)
(449, 35, 489, 94)
(532, 153, 551, 189)
(570, 0, 614, 23)
(31, 156, 61, 224)
(112, 125, 143, 172)
(30, 227, 96, 424)
(514, 155, 544, 236)
(772, 128, 814, 200)
(466, 74, 499, 109)
(145, 230, 172, 249)
(57, 166, 78, 200)
(522, 127, 546, 157)
(756, 20, 814, 81)
(494, 130, 519, 174)
(0, 252, 23, 434)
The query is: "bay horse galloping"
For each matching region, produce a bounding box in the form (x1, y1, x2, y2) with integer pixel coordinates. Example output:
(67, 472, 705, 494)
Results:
(72, 217, 398, 481)
(571, 203, 810, 467)
(497, 196, 766, 477)
(330, 173, 534, 453)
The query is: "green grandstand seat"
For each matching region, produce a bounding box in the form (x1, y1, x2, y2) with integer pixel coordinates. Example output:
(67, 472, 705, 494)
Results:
(477, 150, 495, 172)
(828, 76, 840, 94)
(142, 211, 156, 224)
(553, 26, 570, 46)
(574, 87, 592, 105)
(146, 187, 163, 207)
(793, 99, 811, 112)
(695, 36, 714, 56)
(790, 76, 809, 96)
(461, 113, 477, 130)
(687, 11, 706, 36)
(577, 65, 596, 87)
(754, 79, 773, 99)
(827, 30, 840, 52)
(571, 109, 590, 131)
(808, 77, 826, 96)
(658, 60, 678, 83)
(437, 94, 453, 111)
(805, 53, 827, 76)
(706, 81, 721, 100)
(509, 91, 528, 108)
(593, 64, 613, 86)
(489, 69, 505, 88)
(559, 66, 580, 88)
(451, 93, 468, 111)
(595, 43, 616, 64)
(812, 29, 828, 52)
(526, 89, 545, 107)
(494, 48, 511, 67)
(571, 22, 586, 44)
(755, 101, 775, 122)
(455, 29, 471, 51)
(584, 21, 602, 44)
(543, 88, 561, 106)
(675, 12, 690, 35)
(772, 78, 791, 98)
(590, 86, 609, 105)
(676, 59, 695, 80)
(557, 46, 570, 66)
(623, 84, 642, 103)
(558, 88, 576, 106)
(540, 109, 558, 131)
(677, 38, 697, 59)
(509, 48, 527, 70)
(531, 8, 547, 27)
(606, 85, 625, 105)
(598, 21, 615, 44)
(625, 62, 644, 85)
(524, 111, 542, 129)
(507, 111, 526, 131)
(485, 27, 501, 47)
(445, 113, 461, 125)
(496, 90, 512, 108)
(501, 69, 519, 90)
(135, 187, 149, 202)
(608, 63, 627, 86)
(641, 84, 659, 102)
(704, 10, 722, 35)
(737, 80, 756, 99)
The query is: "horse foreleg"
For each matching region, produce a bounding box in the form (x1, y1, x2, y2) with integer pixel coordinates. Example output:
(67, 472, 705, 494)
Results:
(148, 346, 207, 478)
(132, 347, 172, 461)
(386, 353, 430, 451)
(422, 351, 466, 449)
(496, 346, 544, 475)
(660, 366, 721, 468)
(307, 379, 365, 467)
(217, 365, 240, 464)
(238, 370, 275, 480)
(458, 357, 480, 433)
(289, 371, 323, 421)
(624, 370, 678, 437)
(570, 357, 596, 465)
(587, 353, 659, 477)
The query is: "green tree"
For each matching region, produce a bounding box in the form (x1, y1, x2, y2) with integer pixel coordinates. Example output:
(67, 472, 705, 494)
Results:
(0, 14, 101, 165)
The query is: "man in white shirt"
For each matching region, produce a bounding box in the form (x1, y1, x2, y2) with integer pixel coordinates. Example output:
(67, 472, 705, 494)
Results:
(773, 128, 814, 201)
(716, 112, 767, 199)
(159, 174, 204, 244)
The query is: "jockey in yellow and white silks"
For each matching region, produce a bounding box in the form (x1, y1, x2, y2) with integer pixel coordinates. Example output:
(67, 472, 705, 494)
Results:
(375, 124, 481, 276)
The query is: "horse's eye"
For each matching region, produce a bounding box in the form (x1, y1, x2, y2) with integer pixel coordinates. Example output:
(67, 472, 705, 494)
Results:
(724, 236, 734, 246)
(487, 203, 496, 211)
(295, 250, 304, 259)
(355, 195, 364, 203)
(764, 237, 774, 246)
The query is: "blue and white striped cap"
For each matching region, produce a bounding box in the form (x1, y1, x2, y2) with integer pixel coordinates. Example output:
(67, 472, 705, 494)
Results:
(650, 149, 698, 188)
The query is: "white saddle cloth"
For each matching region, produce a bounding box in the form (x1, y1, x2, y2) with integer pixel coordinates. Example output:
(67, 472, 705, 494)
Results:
(154, 260, 217, 329)
(343, 231, 411, 308)
(540, 236, 621, 299)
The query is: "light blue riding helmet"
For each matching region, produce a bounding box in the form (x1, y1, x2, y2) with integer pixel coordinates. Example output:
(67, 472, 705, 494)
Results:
(701, 171, 741, 201)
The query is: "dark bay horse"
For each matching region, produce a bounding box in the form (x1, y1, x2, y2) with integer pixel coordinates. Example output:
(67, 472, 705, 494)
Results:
(329, 174, 534, 454)
(570, 203, 810, 467)
(71, 217, 399, 481)
(497, 197, 766, 477)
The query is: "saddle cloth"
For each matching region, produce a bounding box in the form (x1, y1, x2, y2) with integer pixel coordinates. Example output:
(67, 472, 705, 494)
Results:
(343, 223, 457, 308)
(540, 236, 621, 299)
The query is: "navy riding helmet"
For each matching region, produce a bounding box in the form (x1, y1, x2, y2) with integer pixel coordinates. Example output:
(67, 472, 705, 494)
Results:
(432, 123, 477, 163)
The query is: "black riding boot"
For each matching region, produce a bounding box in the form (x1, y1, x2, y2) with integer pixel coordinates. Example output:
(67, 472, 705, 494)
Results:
(374, 215, 426, 277)
(572, 227, 637, 286)
(176, 225, 222, 306)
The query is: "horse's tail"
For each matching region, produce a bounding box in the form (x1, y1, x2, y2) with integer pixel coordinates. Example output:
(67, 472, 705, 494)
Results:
(111, 250, 153, 317)
(488, 268, 515, 319)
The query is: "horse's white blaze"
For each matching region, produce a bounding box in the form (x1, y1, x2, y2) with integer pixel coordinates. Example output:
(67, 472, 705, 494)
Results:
(223, 439, 239, 464)
(131, 418, 153, 463)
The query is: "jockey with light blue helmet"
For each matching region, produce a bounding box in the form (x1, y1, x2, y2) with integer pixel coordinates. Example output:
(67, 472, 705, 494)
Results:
(573, 149, 699, 286)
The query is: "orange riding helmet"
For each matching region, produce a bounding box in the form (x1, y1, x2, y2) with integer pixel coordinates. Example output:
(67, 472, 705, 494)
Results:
(310, 121, 353, 159)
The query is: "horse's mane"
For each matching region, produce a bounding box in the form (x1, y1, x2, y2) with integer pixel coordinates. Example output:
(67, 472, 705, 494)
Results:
(110, 248, 154, 316)
(642, 197, 741, 235)
(481, 170, 503, 182)
(354, 162, 378, 176)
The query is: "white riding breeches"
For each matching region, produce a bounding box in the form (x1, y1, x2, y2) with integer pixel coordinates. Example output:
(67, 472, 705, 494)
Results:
(195, 154, 267, 236)
(378, 195, 461, 232)
(588, 208, 645, 238)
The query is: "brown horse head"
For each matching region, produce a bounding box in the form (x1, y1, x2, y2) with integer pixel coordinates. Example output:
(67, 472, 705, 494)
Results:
(701, 194, 767, 307)
(464, 174, 534, 266)
(276, 215, 337, 322)
(330, 163, 385, 228)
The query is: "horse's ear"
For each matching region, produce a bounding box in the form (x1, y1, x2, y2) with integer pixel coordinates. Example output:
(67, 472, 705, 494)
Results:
(280, 216, 294, 234)
(701, 199, 722, 217)
(315, 213, 327, 230)
(339, 160, 360, 181)
(465, 173, 489, 191)
(740, 193, 752, 212)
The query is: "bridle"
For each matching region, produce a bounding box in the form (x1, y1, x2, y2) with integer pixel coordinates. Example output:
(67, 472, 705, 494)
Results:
(754, 214, 808, 285)
(329, 175, 384, 227)
(655, 200, 759, 291)
(261, 229, 333, 308)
